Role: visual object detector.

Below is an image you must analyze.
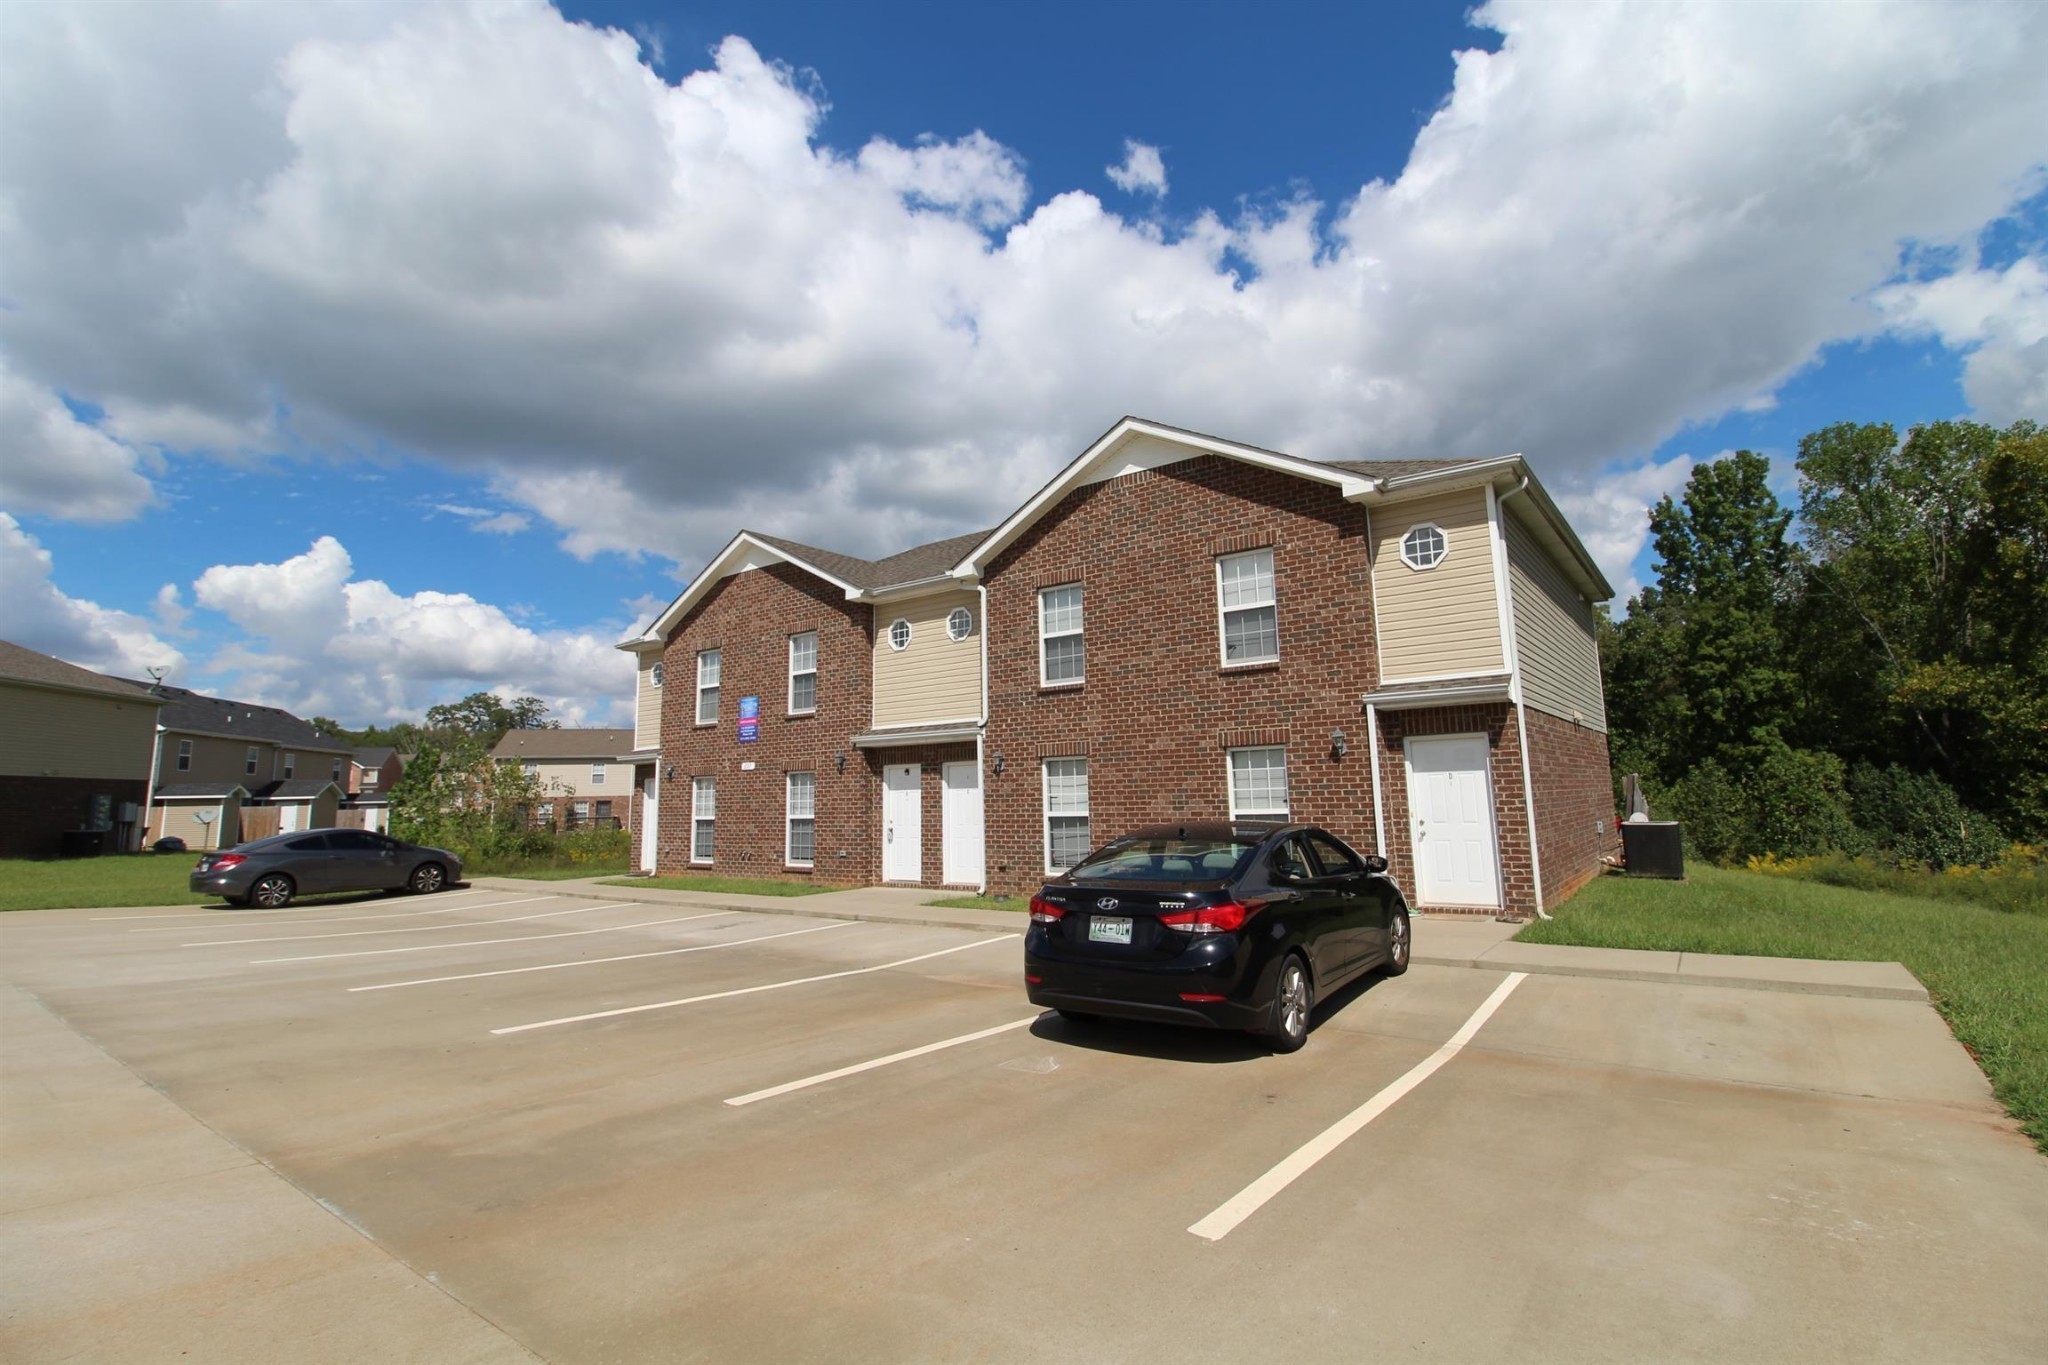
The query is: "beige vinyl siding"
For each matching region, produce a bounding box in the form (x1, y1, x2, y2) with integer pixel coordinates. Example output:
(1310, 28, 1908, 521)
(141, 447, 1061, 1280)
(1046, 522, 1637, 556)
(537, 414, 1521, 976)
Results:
(635, 653, 662, 750)
(1371, 487, 1505, 681)
(160, 734, 269, 786)
(520, 757, 624, 798)
(873, 589, 982, 728)
(150, 795, 243, 850)
(0, 683, 157, 780)
(1505, 515, 1608, 731)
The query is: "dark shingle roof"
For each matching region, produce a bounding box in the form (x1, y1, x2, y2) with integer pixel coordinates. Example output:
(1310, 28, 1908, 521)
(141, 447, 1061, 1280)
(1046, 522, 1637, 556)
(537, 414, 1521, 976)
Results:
(154, 782, 249, 799)
(114, 682, 350, 751)
(0, 640, 161, 702)
(354, 746, 398, 766)
(254, 778, 343, 800)
(1319, 458, 1473, 480)
(748, 528, 994, 593)
(490, 728, 636, 760)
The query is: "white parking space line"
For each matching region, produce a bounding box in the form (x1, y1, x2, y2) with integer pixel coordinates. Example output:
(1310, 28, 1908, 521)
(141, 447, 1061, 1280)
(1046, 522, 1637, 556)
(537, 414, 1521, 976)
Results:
(724, 1015, 1042, 1107)
(491, 933, 1022, 1036)
(1186, 972, 1527, 1243)
(131, 904, 469, 933)
(91, 887, 498, 922)
(250, 909, 729, 964)
(185, 896, 587, 946)
(350, 921, 854, 992)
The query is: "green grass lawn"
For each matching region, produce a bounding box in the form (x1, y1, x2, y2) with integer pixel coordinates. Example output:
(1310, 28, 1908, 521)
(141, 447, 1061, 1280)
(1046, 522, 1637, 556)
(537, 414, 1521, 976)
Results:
(473, 861, 632, 881)
(925, 894, 1029, 912)
(0, 854, 218, 911)
(1521, 863, 2048, 1153)
(596, 873, 837, 897)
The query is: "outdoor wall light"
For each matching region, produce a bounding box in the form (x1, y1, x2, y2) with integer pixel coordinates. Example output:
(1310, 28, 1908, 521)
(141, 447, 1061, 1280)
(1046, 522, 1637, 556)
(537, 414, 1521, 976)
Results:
(993, 752, 1006, 775)
(664, 764, 676, 781)
(836, 752, 847, 774)
(1330, 728, 1349, 759)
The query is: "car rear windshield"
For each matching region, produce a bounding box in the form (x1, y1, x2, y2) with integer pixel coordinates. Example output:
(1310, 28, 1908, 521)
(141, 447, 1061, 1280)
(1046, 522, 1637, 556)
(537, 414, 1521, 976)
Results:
(1066, 838, 1259, 883)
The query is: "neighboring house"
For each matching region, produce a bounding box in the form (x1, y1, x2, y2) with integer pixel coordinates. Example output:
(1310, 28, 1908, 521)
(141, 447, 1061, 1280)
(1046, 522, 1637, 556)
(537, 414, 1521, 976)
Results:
(489, 729, 637, 832)
(344, 746, 405, 834)
(0, 639, 165, 856)
(127, 683, 354, 847)
(619, 417, 1617, 918)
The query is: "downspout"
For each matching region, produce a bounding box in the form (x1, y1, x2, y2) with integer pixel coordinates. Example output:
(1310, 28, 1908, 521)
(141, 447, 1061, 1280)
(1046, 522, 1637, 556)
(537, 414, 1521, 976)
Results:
(141, 724, 164, 850)
(975, 582, 990, 895)
(1366, 703, 1386, 857)
(1495, 474, 1549, 920)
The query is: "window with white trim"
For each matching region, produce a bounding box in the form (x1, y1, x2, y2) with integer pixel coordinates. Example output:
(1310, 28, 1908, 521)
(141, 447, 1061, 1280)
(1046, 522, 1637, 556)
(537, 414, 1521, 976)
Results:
(590, 763, 607, 786)
(887, 617, 912, 651)
(786, 771, 816, 867)
(696, 649, 721, 725)
(1228, 747, 1289, 818)
(523, 760, 538, 776)
(947, 606, 973, 641)
(1217, 548, 1279, 665)
(244, 746, 259, 776)
(789, 631, 817, 714)
(691, 776, 716, 862)
(1400, 523, 1448, 570)
(1039, 584, 1084, 685)
(282, 752, 296, 779)
(176, 739, 192, 772)
(650, 660, 665, 687)
(1043, 757, 1091, 872)
(331, 758, 343, 781)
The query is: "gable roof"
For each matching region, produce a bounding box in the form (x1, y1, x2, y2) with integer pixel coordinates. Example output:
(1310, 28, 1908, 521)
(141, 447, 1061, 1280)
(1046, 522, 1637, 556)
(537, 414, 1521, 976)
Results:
(0, 639, 163, 704)
(490, 728, 636, 760)
(353, 746, 399, 766)
(121, 682, 351, 752)
(253, 778, 345, 801)
(154, 781, 251, 799)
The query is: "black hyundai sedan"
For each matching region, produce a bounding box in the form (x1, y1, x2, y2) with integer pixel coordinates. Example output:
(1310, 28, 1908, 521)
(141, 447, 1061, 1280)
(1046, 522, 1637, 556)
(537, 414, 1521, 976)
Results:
(1024, 822, 1410, 1052)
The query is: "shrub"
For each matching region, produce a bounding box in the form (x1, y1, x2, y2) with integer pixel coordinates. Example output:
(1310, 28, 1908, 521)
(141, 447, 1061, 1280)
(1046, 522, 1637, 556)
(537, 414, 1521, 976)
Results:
(1748, 844, 2047, 915)
(1667, 743, 1858, 862)
(1847, 762, 2006, 869)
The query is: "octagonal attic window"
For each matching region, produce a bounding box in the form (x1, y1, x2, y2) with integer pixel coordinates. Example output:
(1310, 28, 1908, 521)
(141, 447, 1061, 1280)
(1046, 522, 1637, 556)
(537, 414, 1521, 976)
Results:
(1400, 523, 1448, 571)
(888, 618, 912, 651)
(947, 607, 973, 641)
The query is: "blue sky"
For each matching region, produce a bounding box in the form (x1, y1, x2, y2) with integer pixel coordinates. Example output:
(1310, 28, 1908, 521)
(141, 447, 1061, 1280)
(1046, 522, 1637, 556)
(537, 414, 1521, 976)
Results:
(2, 0, 2043, 728)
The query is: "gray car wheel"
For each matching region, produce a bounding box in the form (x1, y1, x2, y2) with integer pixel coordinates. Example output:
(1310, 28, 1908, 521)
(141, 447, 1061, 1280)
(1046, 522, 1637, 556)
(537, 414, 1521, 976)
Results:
(1265, 953, 1312, 1053)
(408, 862, 446, 895)
(1383, 908, 1411, 976)
(250, 874, 295, 909)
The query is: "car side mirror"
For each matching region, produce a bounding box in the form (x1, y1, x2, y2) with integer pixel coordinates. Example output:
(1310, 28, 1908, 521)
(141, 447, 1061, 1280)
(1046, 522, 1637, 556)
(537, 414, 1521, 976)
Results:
(1363, 854, 1388, 874)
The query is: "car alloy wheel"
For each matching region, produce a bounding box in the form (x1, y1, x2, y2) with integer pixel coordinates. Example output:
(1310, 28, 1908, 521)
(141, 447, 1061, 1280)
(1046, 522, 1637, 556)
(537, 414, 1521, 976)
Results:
(251, 874, 294, 909)
(1385, 910, 1411, 975)
(409, 863, 445, 894)
(1269, 955, 1311, 1052)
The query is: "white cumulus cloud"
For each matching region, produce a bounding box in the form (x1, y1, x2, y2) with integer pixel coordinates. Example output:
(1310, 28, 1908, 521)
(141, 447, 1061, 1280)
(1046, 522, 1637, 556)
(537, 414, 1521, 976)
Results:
(0, 513, 188, 676)
(0, 361, 157, 521)
(1106, 140, 1168, 197)
(1872, 256, 2048, 422)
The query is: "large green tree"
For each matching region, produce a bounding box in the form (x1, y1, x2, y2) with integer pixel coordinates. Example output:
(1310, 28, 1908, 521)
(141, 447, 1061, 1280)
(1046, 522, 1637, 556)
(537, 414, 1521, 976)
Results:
(422, 692, 557, 748)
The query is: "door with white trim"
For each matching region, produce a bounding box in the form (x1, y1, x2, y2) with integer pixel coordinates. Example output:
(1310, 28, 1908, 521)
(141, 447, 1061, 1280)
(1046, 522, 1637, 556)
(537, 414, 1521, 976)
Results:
(1405, 735, 1501, 907)
(883, 763, 922, 882)
(639, 772, 659, 872)
(941, 761, 983, 886)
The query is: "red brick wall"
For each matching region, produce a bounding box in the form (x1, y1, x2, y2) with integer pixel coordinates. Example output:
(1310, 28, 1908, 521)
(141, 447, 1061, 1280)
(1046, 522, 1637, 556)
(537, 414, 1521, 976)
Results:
(0, 776, 150, 858)
(1371, 703, 1533, 916)
(980, 455, 1382, 896)
(1524, 706, 1618, 906)
(657, 564, 876, 885)
(871, 742, 979, 886)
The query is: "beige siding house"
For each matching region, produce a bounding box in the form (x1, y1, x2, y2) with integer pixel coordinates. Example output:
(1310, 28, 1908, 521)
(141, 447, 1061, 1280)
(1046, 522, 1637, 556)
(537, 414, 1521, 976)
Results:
(871, 588, 982, 729)
(137, 683, 353, 847)
(491, 728, 638, 830)
(1370, 485, 1506, 682)
(0, 639, 163, 856)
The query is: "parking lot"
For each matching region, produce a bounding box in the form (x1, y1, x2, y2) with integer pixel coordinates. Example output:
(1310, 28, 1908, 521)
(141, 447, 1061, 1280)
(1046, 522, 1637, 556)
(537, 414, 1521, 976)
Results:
(5, 884, 2046, 1363)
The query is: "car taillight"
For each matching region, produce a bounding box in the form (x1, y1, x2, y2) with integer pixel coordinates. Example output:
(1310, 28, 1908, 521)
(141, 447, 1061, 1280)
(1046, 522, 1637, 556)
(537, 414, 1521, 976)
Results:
(1158, 902, 1251, 935)
(209, 854, 247, 871)
(1028, 896, 1066, 924)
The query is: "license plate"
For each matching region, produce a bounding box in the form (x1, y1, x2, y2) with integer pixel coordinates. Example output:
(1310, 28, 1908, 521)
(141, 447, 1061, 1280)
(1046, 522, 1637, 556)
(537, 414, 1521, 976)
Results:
(1088, 916, 1133, 945)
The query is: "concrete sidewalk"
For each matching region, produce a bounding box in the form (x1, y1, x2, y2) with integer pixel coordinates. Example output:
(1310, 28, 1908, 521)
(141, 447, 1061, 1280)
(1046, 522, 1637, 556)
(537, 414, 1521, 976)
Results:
(472, 876, 1929, 1002)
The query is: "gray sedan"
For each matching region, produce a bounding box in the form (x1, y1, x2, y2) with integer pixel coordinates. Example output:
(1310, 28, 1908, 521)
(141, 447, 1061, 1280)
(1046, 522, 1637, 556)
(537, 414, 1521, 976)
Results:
(191, 829, 464, 908)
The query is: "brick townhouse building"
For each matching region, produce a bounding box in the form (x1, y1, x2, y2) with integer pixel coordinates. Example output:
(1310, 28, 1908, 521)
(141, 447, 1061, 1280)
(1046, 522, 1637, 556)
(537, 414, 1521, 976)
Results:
(618, 417, 1617, 918)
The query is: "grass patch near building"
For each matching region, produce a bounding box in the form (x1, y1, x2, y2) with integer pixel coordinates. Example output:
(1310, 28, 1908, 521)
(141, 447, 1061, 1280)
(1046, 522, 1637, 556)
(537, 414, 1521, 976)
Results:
(0, 853, 215, 912)
(471, 858, 632, 880)
(1519, 862, 2048, 1153)
(926, 894, 1029, 912)
(597, 874, 837, 897)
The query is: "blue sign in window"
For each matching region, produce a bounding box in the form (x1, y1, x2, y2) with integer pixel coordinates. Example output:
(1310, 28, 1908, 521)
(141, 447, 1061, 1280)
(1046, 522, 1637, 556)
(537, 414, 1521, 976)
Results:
(738, 695, 760, 742)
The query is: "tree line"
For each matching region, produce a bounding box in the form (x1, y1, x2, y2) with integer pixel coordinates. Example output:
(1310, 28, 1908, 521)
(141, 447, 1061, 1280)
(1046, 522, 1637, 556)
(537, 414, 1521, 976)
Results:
(310, 691, 558, 753)
(1604, 418, 2045, 866)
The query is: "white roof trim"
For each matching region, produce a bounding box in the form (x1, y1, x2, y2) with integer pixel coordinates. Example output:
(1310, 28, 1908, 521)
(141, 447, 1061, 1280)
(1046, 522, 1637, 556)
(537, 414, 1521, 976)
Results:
(1362, 679, 1515, 709)
(850, 723, 982, 749)
(627, 531, 867, 647)
(953, 417, 1378, 576)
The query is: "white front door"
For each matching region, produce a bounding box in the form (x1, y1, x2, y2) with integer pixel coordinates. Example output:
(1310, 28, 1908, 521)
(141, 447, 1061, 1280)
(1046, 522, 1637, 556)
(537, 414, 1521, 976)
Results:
(941, 761, 984, 887)
(639, 773, 659, 872)
(1405, 734, 1502, 908)
(884, 763, 921, 882)
(279, 803, 303, 833)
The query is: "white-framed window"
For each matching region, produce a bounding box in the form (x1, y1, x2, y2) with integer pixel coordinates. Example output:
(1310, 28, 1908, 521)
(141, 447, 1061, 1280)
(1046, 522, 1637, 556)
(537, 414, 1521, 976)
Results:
(887, 617, 912, 651)
(1400, 523, 1448, 571)
(590, 763, 607, 786)
(1043, 757, 1091, 872)
(947, 606, 973, 642)
(244, 746, 259, 776)
(650, 660, 665, 688)
(691, 776, 716, 863)
(1039, 584, 1084, 685)
(1228, 747, 1289, 818)
(523, 760, 538, 776)
(282, 752, 296, 779)
(535, 800, 553, 825)
(1217, 548, 1279, 665)
(362, 769, 379, 787)
(176, 739, 192, 772)
(789, 631, 818, 714)
(570, 800, 590, 825)
(696, 649, 721, 725)
(331, 758, 343, 781)
(786, 771, 816, 867)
